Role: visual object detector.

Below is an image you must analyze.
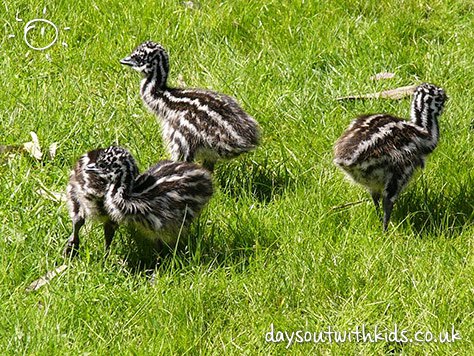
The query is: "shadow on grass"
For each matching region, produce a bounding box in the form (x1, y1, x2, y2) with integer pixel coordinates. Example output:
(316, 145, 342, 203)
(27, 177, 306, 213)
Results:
(214, 155, 292, 204)
(394, 179, 473, 237)
(114, 153, 290, 271)
(115, 218, 278, 274)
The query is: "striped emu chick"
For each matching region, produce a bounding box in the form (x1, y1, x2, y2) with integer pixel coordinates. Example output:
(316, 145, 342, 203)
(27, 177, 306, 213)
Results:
(64, 146, 213, 256)
(333, 83, 447, 230)
(120, 41, 260, 171)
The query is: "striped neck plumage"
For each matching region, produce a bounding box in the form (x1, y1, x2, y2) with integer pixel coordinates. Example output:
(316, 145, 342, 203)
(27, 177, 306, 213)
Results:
(105, 163, 152, 220)
(410, 94, 441, 141)
(141, 64, 168, 97)
(105, 162, 138, 206)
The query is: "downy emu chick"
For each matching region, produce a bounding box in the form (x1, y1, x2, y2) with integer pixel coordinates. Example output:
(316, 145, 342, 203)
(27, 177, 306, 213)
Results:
(64, 146, 213, 256)
(333, 83, 447, 230)
(120, 41, 260, 171)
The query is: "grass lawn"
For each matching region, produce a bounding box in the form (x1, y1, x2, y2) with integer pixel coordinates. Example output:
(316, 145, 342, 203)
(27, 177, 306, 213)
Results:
(1, 0, 473, 354)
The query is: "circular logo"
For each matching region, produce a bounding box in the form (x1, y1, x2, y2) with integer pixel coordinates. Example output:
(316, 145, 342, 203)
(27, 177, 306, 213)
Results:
(23, 19, 58, 51)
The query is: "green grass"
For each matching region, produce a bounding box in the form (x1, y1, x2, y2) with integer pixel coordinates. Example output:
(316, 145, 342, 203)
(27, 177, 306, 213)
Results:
(1, 0, 473, 354)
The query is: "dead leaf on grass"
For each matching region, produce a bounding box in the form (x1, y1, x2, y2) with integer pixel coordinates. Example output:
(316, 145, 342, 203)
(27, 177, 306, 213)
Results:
(23, 132, 43, 160)
(48, 142, 58, 160)
(182, 1, 201, 9)
(370, 72, 396, 81)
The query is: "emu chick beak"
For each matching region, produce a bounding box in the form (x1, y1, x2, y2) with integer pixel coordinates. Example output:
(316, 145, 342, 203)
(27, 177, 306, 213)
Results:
(120, 56, 136, 66)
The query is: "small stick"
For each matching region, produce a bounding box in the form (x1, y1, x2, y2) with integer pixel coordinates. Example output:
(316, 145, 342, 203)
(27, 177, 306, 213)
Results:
(330, 199, 367, 211)
(26, 264, 68, 292)
(336, 85, 417, 101)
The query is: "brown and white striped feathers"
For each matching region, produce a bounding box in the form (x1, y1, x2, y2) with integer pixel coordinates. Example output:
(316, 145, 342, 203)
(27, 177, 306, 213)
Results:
(66, 146, 213, 252)
(333, 83, 447, 229)
(120, 41, 260, 169)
